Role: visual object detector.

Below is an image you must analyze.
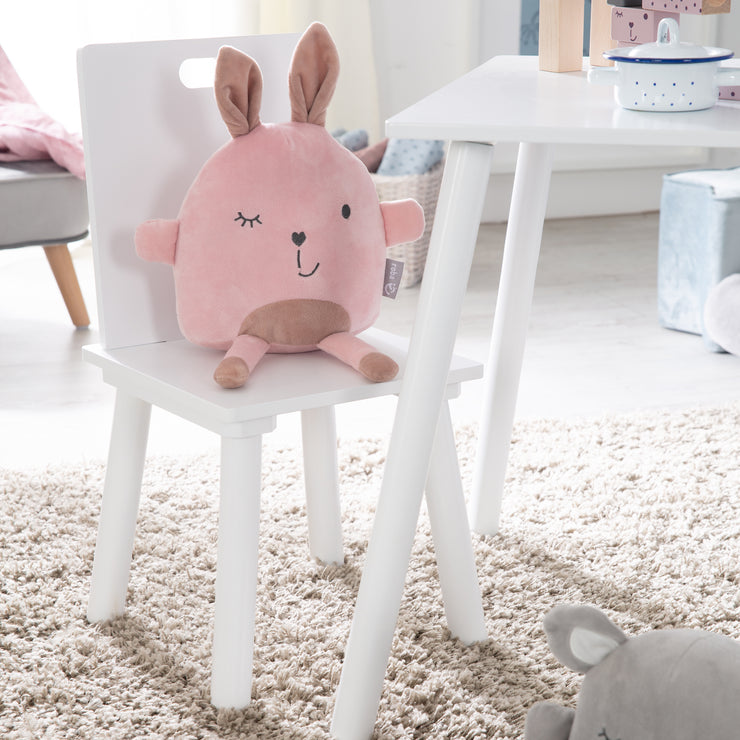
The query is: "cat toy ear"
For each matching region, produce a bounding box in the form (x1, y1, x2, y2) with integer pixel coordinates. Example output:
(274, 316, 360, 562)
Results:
(544, 604, 628, 674)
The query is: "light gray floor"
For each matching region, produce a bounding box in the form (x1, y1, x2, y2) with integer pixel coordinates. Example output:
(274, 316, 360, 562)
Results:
(2, 211, 739, 469)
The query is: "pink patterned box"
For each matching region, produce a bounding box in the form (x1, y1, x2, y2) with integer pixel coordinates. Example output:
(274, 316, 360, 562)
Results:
(642, 0, 731, 14)
(611, 7, 679, 44)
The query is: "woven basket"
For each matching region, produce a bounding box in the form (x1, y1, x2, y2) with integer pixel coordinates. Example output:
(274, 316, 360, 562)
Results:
(372, 160, 444, 288)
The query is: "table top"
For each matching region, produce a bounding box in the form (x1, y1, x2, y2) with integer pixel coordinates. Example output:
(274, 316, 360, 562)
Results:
(386, 55, 740, 148)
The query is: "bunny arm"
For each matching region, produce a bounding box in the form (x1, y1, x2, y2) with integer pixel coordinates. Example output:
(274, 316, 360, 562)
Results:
(318, 332, 398, 382)
(380, 199, 425, 247)
(525, 702, 575, 740)
(134, 219, 179, 265)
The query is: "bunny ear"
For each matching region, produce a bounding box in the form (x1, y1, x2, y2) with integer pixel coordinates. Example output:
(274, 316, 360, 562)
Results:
(215, 46, 262, 138)
(288, 22, 339, 126)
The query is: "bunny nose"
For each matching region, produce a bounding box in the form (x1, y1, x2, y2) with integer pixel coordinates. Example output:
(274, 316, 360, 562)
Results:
(292, 231, 306, 247)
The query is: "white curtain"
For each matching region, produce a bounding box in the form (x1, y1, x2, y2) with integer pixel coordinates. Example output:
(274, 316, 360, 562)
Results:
(250, 0, 479, 141)
(1, 0, 253, 132)
(249, 0, 383, 140)
(2, 0, 478, 143)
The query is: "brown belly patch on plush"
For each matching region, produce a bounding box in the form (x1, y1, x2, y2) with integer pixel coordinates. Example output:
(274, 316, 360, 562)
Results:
(239, 299, 351, 346)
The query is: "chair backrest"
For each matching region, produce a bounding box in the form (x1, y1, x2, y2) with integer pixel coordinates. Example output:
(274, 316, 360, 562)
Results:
(78, 34, 299, 350)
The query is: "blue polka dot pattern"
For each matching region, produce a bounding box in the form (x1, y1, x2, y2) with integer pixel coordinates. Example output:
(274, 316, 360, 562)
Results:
(335, 129, 369, 152)
(376, 138, 445, 176)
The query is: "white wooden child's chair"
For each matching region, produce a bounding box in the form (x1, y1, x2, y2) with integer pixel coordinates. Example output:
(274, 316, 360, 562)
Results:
(77, 34, 486, 712)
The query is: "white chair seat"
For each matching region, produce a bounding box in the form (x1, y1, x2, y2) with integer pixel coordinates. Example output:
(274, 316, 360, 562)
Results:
(83, 327, 481, 435)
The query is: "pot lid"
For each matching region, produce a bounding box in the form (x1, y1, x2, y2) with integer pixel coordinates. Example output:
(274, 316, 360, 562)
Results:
(604, 17, 733, 63)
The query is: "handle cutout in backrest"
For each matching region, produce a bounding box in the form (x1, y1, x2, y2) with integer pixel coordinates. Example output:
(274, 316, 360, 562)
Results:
(179, 57, 217, 89)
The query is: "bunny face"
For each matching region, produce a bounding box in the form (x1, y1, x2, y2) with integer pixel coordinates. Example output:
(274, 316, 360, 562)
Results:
(174, 122, 388, 351)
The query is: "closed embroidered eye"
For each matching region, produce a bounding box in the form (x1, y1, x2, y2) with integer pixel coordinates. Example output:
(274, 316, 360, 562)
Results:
(235, 211, 262, 228)
(341, 204, 351, 220)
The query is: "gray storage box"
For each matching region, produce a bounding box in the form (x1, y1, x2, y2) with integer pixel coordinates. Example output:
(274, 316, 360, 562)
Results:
(657, 167, 740, 351)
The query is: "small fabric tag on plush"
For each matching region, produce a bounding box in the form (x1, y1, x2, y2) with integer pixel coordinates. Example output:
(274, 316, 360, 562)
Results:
(383, 258, 404, 299)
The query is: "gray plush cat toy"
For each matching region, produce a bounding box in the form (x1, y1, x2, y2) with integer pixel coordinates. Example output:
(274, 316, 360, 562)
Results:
(526, 604, 740, 740)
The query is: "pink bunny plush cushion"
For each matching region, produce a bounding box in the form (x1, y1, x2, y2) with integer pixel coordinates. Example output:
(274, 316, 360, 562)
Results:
(135, 23, 424, 388)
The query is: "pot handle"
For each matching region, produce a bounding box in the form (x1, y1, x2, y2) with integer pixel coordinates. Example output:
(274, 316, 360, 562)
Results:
(588, 67, 619, 86)
(657, 18, 680, 46)
(717, 67, 740, 87)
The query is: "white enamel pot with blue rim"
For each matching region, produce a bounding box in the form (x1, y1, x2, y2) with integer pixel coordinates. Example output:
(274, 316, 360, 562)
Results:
(588, 17, 739, 112)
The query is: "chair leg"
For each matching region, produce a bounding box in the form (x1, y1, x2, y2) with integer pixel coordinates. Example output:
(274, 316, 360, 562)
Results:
(425, 403, 487, 644)
(211, 434, 262, 709)
(43, 243, 90, 328)
(87, 391, 151, 623)
(301, 406, 343, 565)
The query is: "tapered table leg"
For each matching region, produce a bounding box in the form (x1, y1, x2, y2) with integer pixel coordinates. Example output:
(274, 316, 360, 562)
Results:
(331, 140, 493, 740)
(425, 403, 486, 643)
(470, 142, 553, 535)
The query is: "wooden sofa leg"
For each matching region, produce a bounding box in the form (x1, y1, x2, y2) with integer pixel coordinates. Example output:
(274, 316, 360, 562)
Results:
(43, 243, 91, 328)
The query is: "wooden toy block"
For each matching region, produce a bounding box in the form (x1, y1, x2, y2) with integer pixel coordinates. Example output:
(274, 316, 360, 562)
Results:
(590, 0, 617, 66)
(611, 6, 679, 44)
(539, 0, 585, 72)
(642, 0, 730, 14)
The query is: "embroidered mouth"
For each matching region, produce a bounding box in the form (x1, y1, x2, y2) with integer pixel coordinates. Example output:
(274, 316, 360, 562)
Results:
(297, 249, 319, 277)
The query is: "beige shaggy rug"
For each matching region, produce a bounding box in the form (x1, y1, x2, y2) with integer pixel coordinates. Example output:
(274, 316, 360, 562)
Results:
(2, 404, 740, 739)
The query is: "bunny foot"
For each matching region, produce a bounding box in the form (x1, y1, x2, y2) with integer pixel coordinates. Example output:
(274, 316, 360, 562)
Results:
(214, 356, 249, 388)
(214, 334, 270, 388)
(358, 352, 398, 382)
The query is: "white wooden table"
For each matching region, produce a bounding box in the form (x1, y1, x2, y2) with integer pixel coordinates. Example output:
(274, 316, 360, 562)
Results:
(331, 55, 740, 739)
